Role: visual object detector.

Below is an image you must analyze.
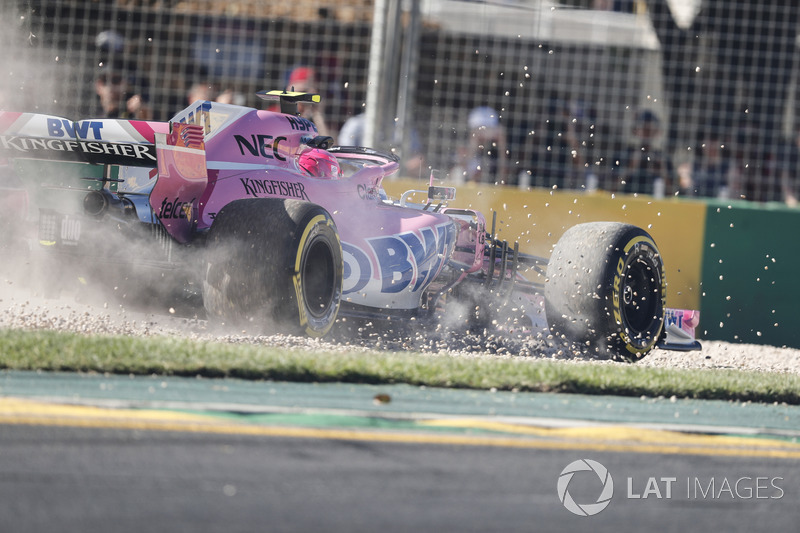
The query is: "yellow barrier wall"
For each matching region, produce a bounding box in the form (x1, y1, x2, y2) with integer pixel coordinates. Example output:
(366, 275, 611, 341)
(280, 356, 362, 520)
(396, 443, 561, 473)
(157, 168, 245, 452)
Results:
(384, 179, 706, 311)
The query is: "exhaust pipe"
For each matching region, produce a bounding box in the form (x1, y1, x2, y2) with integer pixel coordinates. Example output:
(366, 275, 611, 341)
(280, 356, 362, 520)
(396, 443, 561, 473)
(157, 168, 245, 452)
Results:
(83, 190, 109, 217)
(83, 189, 135, 220)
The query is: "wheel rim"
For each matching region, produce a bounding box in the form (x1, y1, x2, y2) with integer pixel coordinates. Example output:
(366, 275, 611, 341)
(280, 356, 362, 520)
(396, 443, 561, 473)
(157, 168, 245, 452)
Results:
(303, 237, 336, 319)
(622, 255, 660, 335)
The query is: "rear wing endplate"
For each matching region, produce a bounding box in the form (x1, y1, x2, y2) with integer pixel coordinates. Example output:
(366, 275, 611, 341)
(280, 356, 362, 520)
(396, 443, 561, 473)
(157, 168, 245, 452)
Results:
(150, 123, 207, 244)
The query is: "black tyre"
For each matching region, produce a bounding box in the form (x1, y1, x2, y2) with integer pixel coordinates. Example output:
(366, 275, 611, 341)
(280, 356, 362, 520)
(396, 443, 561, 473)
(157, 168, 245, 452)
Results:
(203, 198, 342, 337)
(544, 222, 665, 361)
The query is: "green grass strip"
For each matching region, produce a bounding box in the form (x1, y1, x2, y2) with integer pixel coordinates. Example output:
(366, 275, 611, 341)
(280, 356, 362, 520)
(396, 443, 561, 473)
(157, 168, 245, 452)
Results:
(1, 328, 799, 404)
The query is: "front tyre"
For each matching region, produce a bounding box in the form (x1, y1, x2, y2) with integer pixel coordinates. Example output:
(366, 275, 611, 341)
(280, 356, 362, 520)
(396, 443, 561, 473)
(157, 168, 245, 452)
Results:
(203, 198, 342, 337)
(544, 222, 665, 361)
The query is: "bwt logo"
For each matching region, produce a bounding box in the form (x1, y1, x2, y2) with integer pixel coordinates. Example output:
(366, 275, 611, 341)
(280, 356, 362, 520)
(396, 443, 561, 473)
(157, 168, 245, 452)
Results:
(47, 118, 104, 140)
(557, 459, 614, 517)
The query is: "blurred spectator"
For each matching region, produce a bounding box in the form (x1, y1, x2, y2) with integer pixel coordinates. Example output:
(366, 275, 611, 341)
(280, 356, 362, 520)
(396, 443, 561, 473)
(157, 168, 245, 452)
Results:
(95, 30, 126, 58)
(94, 30, 151, 120)
(338, 112, 426, 178)
(524, 97, 599, 191)
(451, 106, 509, 184)
(592, 0, 636, 12)
(678, 131, 732, 198)
(337, 112, 366, 146)
(187, 81, 219, 106)
(94, 59, 151, 120)
(610, 109, 674, 197)
(215, 89, 245, 106)
(727, 116, 783, 203)
(186, 81, 244, 107)
(282, 66, 330, 137)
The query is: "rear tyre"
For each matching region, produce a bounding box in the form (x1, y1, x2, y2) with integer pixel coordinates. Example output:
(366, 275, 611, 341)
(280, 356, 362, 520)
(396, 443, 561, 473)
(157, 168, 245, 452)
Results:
(203, 198, 342, 337)
(544, 222, 665, 361)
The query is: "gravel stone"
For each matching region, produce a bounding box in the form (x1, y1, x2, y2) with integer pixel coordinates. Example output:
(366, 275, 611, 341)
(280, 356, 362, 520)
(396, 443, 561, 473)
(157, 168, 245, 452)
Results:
(1, 277, 798, 374)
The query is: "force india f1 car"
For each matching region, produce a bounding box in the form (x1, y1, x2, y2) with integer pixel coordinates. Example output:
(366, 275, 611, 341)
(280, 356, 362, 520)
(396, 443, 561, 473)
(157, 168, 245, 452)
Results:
(0, 91, 700, 361)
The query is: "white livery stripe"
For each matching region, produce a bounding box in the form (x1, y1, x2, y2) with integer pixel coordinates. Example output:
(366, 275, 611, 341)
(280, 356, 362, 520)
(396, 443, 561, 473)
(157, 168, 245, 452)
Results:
(206, 161, 269, 170)
(157, 144, 205, 156)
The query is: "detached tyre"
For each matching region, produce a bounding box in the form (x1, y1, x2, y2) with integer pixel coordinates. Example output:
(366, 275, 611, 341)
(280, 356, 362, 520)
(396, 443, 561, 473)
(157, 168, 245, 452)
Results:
(203, 198, 342, 337)
(544, 222, 665, 361)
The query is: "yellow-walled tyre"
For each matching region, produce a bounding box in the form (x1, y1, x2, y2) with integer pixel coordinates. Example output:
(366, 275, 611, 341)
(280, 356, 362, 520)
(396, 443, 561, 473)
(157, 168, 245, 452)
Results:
(544, 222, 665, 361)
(203, 198, 342, 337)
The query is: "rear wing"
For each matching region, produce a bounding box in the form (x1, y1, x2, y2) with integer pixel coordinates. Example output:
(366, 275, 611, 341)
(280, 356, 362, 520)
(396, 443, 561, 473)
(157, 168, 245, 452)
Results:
(256, 90, 320, 115)
(0, 112, 207, 244)
(0, 112, 165, 167)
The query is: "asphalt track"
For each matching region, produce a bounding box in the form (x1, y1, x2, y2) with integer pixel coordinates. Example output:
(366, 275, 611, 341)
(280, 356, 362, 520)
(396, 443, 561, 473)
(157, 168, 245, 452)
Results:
(1, 370, 799, 532)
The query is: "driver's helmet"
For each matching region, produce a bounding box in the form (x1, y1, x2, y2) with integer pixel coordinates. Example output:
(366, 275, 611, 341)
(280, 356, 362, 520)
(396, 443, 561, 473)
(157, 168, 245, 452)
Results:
(299, 148, 341, 179)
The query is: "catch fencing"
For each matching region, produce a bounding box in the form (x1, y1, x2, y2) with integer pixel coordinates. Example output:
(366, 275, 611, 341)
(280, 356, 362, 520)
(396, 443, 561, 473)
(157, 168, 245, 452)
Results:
(2, 0, 798, 202)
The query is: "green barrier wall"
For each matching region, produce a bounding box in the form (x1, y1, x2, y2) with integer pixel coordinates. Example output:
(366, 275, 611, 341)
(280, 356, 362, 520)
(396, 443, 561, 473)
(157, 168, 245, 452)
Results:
(700, 200, 800, 348)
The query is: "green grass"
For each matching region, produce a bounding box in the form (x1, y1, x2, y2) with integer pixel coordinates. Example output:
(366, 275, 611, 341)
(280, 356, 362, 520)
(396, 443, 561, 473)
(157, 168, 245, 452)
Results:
(1, 328, 799, 404)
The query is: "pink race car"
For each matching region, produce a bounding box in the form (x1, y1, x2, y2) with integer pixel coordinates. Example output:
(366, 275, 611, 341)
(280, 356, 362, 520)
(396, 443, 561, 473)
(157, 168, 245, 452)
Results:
(0, 91, 699, 360)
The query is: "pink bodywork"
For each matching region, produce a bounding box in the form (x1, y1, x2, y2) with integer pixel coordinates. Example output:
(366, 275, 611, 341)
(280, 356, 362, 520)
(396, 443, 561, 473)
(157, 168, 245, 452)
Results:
(164, 101, 462, 310)
(0, 103, 470, 311)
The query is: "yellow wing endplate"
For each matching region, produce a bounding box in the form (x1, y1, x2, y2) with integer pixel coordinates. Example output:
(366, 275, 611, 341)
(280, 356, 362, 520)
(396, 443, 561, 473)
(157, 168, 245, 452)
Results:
(256, 90, 321, 115)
